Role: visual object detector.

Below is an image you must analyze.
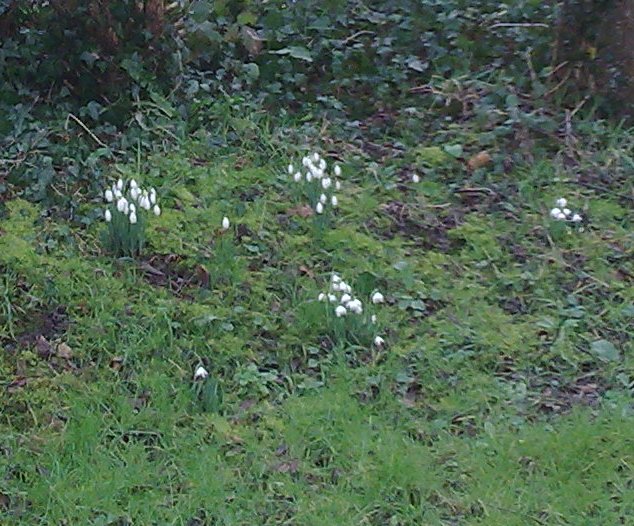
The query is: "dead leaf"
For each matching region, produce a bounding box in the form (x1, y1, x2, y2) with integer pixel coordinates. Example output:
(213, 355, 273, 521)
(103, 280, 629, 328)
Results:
(273, 459, 299, 474)
(35, 335, 53, 358)
(110, 356, 124, 371)
(467, 150, 492, 171)
(288, 205, 314, 218)
(7, 377, 27, 393)
(56, 342, 73, 360)
(241, 26, 264, 56)
(196, 264, 210, 288)
(299, 265, 314, 278)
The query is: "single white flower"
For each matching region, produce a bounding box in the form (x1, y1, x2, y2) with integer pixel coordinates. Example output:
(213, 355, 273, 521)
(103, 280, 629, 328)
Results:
(320, 193, 327, 204)
(556, 197, 567, 208)
(348, 299, 363, 314)
(334, 165, 342, 177)
(319, 158, 326, 170)
(335, 305, 347, 317)
(222, 216, 230, 230)
(141, 196, 151, 210)
(288, 164, 294, 175)
(556, 212, 566, 220)
(313, 152, 320, 162)
(331, 195, 338, 207)
(340, 293, 352, 304)
(302, 156, 310, 167)
(294, 172, 302, 182)
(412, 174, 420, 183)
(194, 366, 209, 380)
(130, 187, 140, 201)
(129, 203, 136, 213)
(332, 282, 341, 292)
(149, 189, 157, 205)
(374, 336, 385, 347)
(129, 212, 137, 225)
(321, 178, 332, 190)
(331, 274, 341, 284)
(318, 293, 326, 302)
(316, 202, 324, 214)
(117, 197, 127, 213)
(116, 178, 124, 191)
(335, 181, 341, 191)
(306, 173, 313, 182)
(314, 168, 324, 179)
(550, 207, 562, 219)
(114, 188, 123, 199)
(340, 283, 352, 294)
(104, 189, 114, 202)
(153, 204, 161, 217)
(104, 209, 112, 222)
(371, 314, 377, 324)
(563, 208, 571, 216)
(371, 292, 385, 304)
(328, 294, 338, 303)
(571, 213, 583, 223)
(130, 179, 138, 189)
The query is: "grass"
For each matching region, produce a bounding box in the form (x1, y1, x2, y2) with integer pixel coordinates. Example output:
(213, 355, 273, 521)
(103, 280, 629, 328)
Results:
(1, 121, 633, 525)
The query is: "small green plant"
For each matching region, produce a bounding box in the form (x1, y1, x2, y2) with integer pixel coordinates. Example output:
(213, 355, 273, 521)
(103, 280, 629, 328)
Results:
(101, 178, 161, 257)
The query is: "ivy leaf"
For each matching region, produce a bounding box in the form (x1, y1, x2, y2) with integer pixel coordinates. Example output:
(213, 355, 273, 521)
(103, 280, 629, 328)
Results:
(270, 46, 313, 62)
(590, 339, 619, 362)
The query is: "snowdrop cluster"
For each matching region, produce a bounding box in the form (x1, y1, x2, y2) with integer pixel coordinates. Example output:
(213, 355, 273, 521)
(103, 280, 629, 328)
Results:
(101, 178, 161, 256)
(550, 197, 582, 223)
(287, 151, 342, 216)
(318, 273, 387, 348)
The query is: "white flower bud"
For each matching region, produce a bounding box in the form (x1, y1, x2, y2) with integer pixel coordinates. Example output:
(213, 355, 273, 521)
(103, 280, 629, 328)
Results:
(316, 202, 324, 214)
(331, 274, 341, 284)
(550, 208, 562, 219)
(321, 178, 332, 190)
(371, 314, 377, 324)
(335, 181, 341, 191)
(556, 212, 566, 220)
(222, 216, 230, 230)
(328, 294, 337, 303)
(319, 159, 326, 170)
(129, 203, 136, 213)
(194, 366, 209, 380)
(142, 197, 151, 210)
(116, 178, 124, 191)
(306, 173, 313, 182)
(104, 189, 114, 202)
(153, 205, 161, 217)
(114, 188, 123, 199)
(104, 209, 112, 222)
(130, 179, 138, 189)
(556, 198, 567, 208)
(374, 336, 385, 347)
(293, 172, 302, 182)
(371, 292, 385, 304)
(302, 157, 310, 167)
(331, 195, 338, 207)
(563, 208, 571, 216)
(341, 293, 352, 304)
(334, 165, 342, 177)
(129, 212, 137, 224)
(313, 152, 320, 162)
(288, 164, 294, 175)
(130, 187, 140, 200)
(348, 299, 363, 314)
(320, 193, 327, 204)
(150, 189, 157, 205)
(335, 305, 347, 317)
(571, 213, 583, 223)
(318, 293, 326, 301)
(412, 174, 420, 183)
(117, 197, 127, 213)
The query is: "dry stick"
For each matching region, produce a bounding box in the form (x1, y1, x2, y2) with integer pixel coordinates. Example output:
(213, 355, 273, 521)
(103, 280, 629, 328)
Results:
(489, 22, 549, 29)
(66, 113, 108, 148)
(342, 30, 375, 45)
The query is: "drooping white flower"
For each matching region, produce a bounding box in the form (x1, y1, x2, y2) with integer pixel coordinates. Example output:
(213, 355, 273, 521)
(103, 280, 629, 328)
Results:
(319, 158, 326, 170)
(563, 208, 571, 216)
(331, 274, 341, 284)
(335, 181, 341, 191)
(348, 299, 363, 314)
(556, 211, 566, 220)
(294, 172, 302, 182)
(104, 209, 112, 222)
(340, 283, 352, 294)
(335, 305, 347, 317)
(412, 174, 420, 183)
(114, 188, 123, 199)
(334, 165, 342, 177)
(371, 292, 385, 304)
(222, 216, 230, 230)
(302, 156, 310, 167)
(371, 314, 377, 324)
(571, 213, 583, 223)
(328, 294, 338, 303)
(316, 202, 324, 214)
(374, 336, 385, 347)
(130, 187, 140, 201)
(117, 197, 127, 213)
(104, 189, 114, 202)
(331, 195, 338, 207)
(153, 204, 161, 217)
(194, 366, 209, 380)
(149, 188, 157, 205)
(340, 293, 352, 304)
(550, 207, 562, 219)
(556, 197, 567, 208)
(321, 178, 332, 190)
(116, 178, 124, 191)
(306, 172, 313, 182)
(313, 152, 320, 162)
(332, 282, 341, 292)
(140, 196, 151, 211)
(288, 164, 294, 175)
(129, 212, 137, 224)
(320, 193, 327, 204)
(129, 203, 136, 213)
(130, 179, 138, 190)
(318, 293, 326, 302)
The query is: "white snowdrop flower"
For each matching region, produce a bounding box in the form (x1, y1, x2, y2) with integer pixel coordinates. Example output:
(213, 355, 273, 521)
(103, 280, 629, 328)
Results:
(320, 193, 327, 204)
(371, 314, 377, 324)
(314, 169, 324, 179)
(328, 294, 338, 303)
(104, 209, 112, 222)
(321, 178, 332, 190)
(374, 336, 385, 347)
(313, 152, 320, 162)
(222, 216, 230, 230)
(335, 305, 347, 317)
(571, 213, 583, 223)
(129, 203, 136, 213)
(194, 366, 209, 380)
(129, 212, 137, 225)
(550, 207, 562, 219)
(319, 158, 326, 170)
(341, 283, 352, 294)
(117, 197, 127, 213)
(116, 178, 124, 191)
(302, 156, 310, 167)
(331, 274, 341, 284)
(288, 164, 294, 175)
(371, 292, 385, 304)
(153, 204, 161, 217)
(130, 179, 138, 189)
(130, 187, 140, 200)
(293, 171, 302, 182)
(340, 293, 352, 304)
(318, 292, 326, 302)
(149, 188, 157, 205)
(114, 188, 123, 199)
(348, 299, 363, 314)
(316, 202, 324, 214)
(556, 197, 567, 208)
(104, 189, 114, 202)
(563, 208, 572, 216)
(556, 212, 566, 220)
(143, 196, 152, 210)
(332, 282, 341, 292)
(306, 172, 313, 182)
(335, 180, 341, 191)
(412, 173, 420, 183)
(334, 164, 341, 177)
(331, 195, 338, 207)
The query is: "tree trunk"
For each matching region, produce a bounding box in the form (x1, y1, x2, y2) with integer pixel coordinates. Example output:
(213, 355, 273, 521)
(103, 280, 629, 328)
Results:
(556, 0, 634, 119)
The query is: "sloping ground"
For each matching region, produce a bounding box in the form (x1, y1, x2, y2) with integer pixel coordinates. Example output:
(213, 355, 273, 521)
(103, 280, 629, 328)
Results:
(0, 133, 633, 524)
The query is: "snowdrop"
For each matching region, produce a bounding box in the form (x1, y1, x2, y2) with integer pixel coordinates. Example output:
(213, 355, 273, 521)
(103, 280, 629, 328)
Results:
(556, 197, 567, 208)
(294, 172, 302, 183)
(332, 274, 341, 284)
(340, 293, 352, 304)
(130, 179, 138, 190)
(316, 202, 324, 214)
(149, 188, 157, 205)
(348, 299, 363, 314)
(194, 366, 209, 381)
(371, 292, 385, 304)
(153, 204, 161, 217)
(371, 314, 377, 324)
(319, 158, 327, 170)
(331, 195, 338, 207)
(334, 165, 341, 177)
(321, 178, 332, 190)
(116, 178, 124, 191)
(288, 164, 294, 175)
(129, 212, 137, 225)
(320, 193, 327, 204)
(335, 181, 341, 191)
(571, 213, 583, 223)
(318, 292, 326, 301)
(328, 294, 338, 303)
(104, 189, 114, 202)
(550, 198, 583, 225)
(313, 152, 320, 162)
(222, 216, 230, 230)
(374, 336, 385, 347)
(335, 305, 347, 317)
(117, 197, 127, 213)
(412, 174, 420, 183)
(104, 209, 112, 222)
